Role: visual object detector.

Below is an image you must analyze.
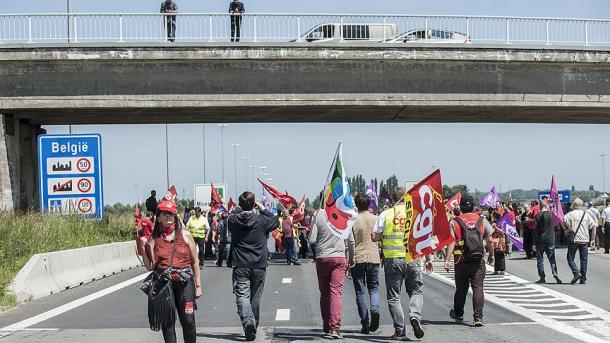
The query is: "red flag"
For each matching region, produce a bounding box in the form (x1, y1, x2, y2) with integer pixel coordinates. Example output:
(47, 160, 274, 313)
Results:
(292, 195, 307, 222)
(210, 183, 224, 212)
(257, 179, 298, 209)
(404, 170, 454, 260)
(227, 197, 235, 212)
(445, 192, 462, 211)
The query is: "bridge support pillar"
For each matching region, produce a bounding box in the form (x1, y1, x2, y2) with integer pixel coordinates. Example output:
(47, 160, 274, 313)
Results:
(0, 114, 43, 211)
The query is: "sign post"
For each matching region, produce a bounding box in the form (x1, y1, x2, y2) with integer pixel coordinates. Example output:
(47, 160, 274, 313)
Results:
(38, 134, 104, 219)
(194, 183, 227, 211)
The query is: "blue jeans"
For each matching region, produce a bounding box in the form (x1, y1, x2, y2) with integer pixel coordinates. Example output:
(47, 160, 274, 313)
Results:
(351, 263, 380, 328)
(536, 242, 558, 279)
(567, 243, 588, 281)
(283, 237, 298, 263)
(232, 268, 266, 328)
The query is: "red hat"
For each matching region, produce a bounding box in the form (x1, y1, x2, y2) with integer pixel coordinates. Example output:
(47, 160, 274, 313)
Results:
(157, 186, 177, 215)
(133, 208, 142, 218)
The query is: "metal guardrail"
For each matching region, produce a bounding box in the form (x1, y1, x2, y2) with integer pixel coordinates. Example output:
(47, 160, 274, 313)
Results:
(0, 13, 608, 46)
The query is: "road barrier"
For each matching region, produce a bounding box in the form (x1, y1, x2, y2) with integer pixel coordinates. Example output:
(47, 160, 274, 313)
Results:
(8, 241, 141, 303)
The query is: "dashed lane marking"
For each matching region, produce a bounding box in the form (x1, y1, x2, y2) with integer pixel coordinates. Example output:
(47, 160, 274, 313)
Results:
(431, 263, 610, 343)
(275, 309, 290, 321)
(282, 278, 292, 284)
(0, 272, 148, 331)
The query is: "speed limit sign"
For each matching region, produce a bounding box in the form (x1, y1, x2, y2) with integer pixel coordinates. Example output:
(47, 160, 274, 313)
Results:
(76, 158, 92, 173)
(77, 178, 92, 193)
(77, 198, 93, 213)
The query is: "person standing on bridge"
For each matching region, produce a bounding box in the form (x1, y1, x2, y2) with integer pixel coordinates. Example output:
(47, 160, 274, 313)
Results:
(161, 0, 178, 42)
(142, 187, 201, 343)
(373, 186, 432, 340)
(229, 0, 245, 42)
(444, 195, 494, 327)
(228, 192, 279, 341)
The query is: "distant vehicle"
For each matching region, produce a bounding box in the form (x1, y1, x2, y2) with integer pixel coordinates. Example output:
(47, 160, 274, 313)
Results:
(295, 23, 398, 43)
(386, 29, 471, 44)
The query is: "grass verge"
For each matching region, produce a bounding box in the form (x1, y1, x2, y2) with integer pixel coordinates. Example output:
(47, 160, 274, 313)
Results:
(0, 212, 133, 311)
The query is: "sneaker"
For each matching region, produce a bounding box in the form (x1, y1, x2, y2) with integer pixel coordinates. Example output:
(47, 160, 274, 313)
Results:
(534, 278, 546, 284)
(410, 318, 424, 339)
(369, 311, 380, 332)
(450, 309, 464, 324)
(389, 330, 404, 340)
(360, 327, 370, 334)
(322, 332, 333, 339)
(474, 318, 485, 327)
(293, 261, 301, 266)
(553, 274, 562, 284)
(579, 279, 587, 285)
(330, 331, 343, 339)
(570, 275, 581, 285)
(244, 323, 256, 341)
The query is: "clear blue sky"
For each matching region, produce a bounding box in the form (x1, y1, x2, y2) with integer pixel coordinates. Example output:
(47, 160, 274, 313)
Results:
(3, 1, 610, 204)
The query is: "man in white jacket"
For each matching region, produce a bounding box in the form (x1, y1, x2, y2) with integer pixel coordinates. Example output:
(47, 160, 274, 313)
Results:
(563, 198, 597, 285)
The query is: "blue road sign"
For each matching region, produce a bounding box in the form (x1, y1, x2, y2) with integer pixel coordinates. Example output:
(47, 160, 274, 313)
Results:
(538, 190, 571, 204)
(38, 134, 104, 219)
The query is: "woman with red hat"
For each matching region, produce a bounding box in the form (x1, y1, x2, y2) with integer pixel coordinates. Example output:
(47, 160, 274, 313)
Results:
(142, 187, 201, 343)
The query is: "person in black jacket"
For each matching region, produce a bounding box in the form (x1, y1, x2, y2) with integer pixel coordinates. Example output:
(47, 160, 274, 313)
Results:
(145, 190, 158, 215)
(228, 191, 279, 341)
(229, 0, 245, 42)
(215, 212, 232, 267)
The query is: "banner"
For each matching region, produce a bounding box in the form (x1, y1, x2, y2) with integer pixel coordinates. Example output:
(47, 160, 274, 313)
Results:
(480, 186, 500, 208)
(262, 188, 272, 210)
(446, 192, 462, 211)
(403, 170, 454, 260)
(550, 176, 564, 227)
(496, 212, 524, 251)
(258, 179, 298, 209)
(321, 143, 357, 239)
(292, 195, 307, 222)
(365, 181, 379, 212)
(210, 183, 226, 213)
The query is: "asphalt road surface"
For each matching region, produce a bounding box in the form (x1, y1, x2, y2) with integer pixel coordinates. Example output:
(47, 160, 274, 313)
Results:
(1, 248, 609, 342)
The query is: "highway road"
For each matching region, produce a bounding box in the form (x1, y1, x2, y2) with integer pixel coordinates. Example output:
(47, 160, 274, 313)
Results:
(1, 248, 609, 342)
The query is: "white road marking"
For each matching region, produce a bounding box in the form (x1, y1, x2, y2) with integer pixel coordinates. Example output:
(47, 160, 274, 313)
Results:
(1, 272, 148, 331)
(497, 322, 538, 326)
(275, 309, 291, 321)
(430, 263, 610, 343)
(282, 278, 292, 284)
(0, 328, 59, 332)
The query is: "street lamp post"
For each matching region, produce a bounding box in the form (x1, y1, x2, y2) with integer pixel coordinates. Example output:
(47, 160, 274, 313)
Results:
(165, 124, 170, 190)
(251, 165, 258, 196)
(218, 124, 228, 183)
(232, 143, 240, 200)
(259, 166, 267, 197)
(602, 154, 607, 193)
(243, 156, 251, 191)
(202, 124, 206, 183)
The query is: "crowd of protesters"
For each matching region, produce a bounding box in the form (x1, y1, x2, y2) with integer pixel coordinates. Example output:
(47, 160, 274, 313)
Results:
(136, 185, 610, 342)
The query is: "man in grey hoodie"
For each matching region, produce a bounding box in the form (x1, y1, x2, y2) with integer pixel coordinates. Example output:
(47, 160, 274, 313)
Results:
(228, 191, 280, 341)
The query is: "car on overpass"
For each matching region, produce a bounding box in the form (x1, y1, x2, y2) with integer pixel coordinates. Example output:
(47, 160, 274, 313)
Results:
(386, 29, 471, 44)
(294, 23, 398, 43)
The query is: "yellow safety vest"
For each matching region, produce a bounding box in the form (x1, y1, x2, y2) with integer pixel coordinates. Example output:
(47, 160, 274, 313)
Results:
(383, 204, 413, 263)
(188, 215, 208, 239)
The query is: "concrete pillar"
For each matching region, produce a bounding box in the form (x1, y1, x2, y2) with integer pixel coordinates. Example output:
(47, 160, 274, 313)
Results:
(0, 114, 41, 211)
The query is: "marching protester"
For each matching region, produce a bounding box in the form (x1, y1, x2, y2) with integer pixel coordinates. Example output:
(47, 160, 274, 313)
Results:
(603, 199, 610, 253)
(534, 202, 562, 284)
(562, 198, 597, 285)
(351, 193, 381, 334)
(586, 202, 601, 250)
(228, 192, 280, 341)
(309, 208, 355, 340)
(524, 200, 540, 259)
(146, 190, 158, 216)
(444, 195, 494, 327)
(373, 186, 432, 340)
(216, 211, 232, 267)
(282, 208, 300, 265)
(187, 207, 208, 267)
(142, 188, 201, 343)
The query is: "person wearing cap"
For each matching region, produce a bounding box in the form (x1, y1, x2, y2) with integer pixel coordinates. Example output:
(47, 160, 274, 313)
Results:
(142, 187, 201, 343)
(562, 198, 597, 284)
(372, 186, 433, 340)
(187, 207, 209, 267)
(228, 191, 280, 341)
(444, 194, 495, 327)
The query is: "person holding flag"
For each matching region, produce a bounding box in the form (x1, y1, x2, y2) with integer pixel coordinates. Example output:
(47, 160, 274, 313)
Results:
(372, 186, 432, 340)
(444, 195, 495, 327)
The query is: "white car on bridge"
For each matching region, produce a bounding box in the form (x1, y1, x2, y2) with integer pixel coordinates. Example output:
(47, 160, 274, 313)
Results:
(294, 23, 398, 43)
(386, 29, 471, 44)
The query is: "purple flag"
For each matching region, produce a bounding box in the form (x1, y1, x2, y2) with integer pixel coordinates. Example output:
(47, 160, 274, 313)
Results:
(365, 181, 378, 212)
(496, 212, 524, 251)
(262, 188, 272, 210)
(550, 176, 564, 227)
(480, 187, 500, 208)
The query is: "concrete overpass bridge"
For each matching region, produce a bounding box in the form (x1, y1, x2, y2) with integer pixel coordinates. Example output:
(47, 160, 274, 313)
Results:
(0, 42, 609, 210)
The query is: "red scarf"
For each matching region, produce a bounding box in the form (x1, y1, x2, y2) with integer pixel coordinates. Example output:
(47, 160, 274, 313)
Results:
(161, 224, 176, 239)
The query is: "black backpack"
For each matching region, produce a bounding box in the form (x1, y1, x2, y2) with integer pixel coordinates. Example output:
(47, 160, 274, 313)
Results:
(453, 216, 485, 263)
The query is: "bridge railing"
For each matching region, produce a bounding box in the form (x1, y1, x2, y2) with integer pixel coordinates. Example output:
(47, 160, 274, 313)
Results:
(0, 13, 608, 46)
